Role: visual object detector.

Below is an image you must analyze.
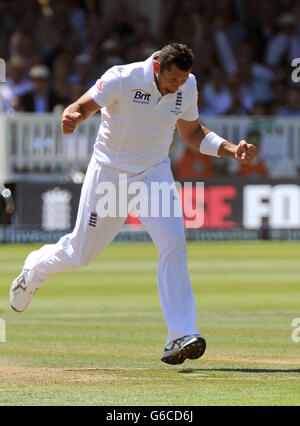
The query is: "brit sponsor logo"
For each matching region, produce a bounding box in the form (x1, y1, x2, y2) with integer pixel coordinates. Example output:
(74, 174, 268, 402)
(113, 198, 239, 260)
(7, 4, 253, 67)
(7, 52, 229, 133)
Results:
(131, 89, 151, 104)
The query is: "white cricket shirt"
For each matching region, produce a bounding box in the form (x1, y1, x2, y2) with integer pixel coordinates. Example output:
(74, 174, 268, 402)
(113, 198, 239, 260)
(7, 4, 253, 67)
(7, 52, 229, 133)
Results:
(89, 51, 199, 173)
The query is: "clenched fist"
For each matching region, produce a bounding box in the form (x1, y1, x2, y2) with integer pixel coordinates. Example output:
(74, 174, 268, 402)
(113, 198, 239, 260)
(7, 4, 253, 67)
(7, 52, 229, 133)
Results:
(61, 112, 83, 135)
(234, 140, 257, 165)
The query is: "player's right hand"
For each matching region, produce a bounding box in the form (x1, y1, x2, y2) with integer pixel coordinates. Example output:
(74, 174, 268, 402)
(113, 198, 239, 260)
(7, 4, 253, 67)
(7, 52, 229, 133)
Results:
(61, 112, 83, 134)
(234, 140, 257, 165)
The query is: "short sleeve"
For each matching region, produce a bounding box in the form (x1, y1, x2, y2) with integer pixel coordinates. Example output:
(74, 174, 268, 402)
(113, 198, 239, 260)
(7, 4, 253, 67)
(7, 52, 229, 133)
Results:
(89, 67, 121, 107)
(180, 75, 199, 121)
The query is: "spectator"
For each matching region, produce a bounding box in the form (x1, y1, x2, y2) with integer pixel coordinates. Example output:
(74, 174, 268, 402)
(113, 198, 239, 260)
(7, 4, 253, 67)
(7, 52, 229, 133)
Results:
(269, 80, 288, 115)
(18, 65, 64, 113)
(164, 0, 201, 47)
(0, 83, 16, 113)
(246, 1, 276, 63)
(69, 82, 85, 104)
(203, 68, 252, 115)
(6, 56, 33, 97)
(265, 13, 300, 67)
(0, 2, 18, 39)
(202, 67, 232, 115)
(68, 0, 88, 49)
(68, 53, 94, 91)
(197, 87, 218, 116)
(251, 102, 268, 116)
(211, 0, 248, 49)
(51, 55, 72, 102)
(236, 43, 275, 105)
(225, 73, 253, 115)
(192, 14, 216, 80)
(212, 16, 238, 75)
(276, 87, 300, 117)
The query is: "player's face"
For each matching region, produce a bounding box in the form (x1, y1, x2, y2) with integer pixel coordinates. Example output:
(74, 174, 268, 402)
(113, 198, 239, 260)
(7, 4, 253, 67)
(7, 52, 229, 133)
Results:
(154, 62, 190, 96)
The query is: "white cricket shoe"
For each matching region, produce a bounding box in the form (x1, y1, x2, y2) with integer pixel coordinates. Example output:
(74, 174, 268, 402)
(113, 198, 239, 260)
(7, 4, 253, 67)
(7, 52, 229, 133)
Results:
(10, 269, 40, 312)
(161, 334, 206, 365)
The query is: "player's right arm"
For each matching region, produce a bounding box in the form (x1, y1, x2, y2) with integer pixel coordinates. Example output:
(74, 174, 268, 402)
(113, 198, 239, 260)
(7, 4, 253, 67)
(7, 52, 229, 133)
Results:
(61, 92, 101, 135)
(62, 68, 120, 135)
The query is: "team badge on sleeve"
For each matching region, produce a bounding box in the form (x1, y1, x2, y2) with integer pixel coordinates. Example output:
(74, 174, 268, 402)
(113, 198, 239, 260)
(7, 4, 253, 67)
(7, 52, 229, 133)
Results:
(96, 80, 103, 92)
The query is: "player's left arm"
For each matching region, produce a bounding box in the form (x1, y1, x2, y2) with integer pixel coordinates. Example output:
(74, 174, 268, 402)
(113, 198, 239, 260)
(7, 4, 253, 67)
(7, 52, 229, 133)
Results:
(176, 118, 257, 165)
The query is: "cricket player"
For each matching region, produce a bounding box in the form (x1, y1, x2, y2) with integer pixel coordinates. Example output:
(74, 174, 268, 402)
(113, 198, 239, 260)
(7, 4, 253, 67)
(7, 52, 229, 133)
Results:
(10, 43, 257, 365)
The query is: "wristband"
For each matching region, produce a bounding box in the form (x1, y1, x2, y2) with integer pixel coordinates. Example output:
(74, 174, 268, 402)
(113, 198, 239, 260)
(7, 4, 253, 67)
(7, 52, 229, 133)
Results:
(199, 132, 226, 157)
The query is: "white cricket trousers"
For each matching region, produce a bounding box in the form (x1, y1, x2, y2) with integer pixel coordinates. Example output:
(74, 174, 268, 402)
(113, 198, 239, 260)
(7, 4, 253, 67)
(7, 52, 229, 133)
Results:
(24, 156, 200, 344)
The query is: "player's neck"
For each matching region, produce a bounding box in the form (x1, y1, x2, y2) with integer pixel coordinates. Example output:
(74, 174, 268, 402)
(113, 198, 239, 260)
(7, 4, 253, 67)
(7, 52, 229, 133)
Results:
(154, 72, 164, 96)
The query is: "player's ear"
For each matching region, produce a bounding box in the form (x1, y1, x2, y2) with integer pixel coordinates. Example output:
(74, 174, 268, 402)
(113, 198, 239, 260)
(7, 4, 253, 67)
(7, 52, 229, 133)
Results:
(153, 61, 160, 74)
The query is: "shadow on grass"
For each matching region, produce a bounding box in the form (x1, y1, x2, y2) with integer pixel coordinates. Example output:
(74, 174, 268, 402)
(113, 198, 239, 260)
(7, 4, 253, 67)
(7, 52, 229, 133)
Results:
(178, 368, 300, 374)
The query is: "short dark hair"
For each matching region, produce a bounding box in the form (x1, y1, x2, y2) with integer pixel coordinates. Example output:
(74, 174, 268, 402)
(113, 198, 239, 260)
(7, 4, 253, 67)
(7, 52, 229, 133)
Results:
(158, 43, 194, 73)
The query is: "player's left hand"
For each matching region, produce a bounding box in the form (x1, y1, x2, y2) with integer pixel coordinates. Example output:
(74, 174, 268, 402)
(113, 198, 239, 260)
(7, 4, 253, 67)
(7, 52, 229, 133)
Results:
(234, 140, 257, 165)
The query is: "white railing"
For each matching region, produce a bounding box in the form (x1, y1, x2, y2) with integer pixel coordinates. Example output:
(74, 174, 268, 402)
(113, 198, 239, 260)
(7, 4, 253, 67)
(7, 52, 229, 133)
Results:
(203, 116, 300, 164)
(0, 113, 100, 182)
(1, 113, 300, 182)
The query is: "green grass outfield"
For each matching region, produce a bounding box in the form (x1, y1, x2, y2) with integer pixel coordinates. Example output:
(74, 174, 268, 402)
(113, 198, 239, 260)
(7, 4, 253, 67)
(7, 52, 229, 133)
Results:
(0, 241, 300, 406)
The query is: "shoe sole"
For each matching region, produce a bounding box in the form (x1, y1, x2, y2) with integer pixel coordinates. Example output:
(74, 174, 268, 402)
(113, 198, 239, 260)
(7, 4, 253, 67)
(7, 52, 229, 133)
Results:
(10, 303, 22, 313)
(10, 275, 39, 314)
(161, 337, 206, 365)
(10, 285, 25, 313)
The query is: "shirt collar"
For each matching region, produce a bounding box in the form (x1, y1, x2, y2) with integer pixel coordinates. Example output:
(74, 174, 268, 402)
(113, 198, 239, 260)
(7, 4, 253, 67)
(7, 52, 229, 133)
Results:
(144, 51, 160, 87)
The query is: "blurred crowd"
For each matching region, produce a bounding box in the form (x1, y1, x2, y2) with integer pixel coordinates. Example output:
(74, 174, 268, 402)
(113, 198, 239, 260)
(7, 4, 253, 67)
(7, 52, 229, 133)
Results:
(0, 0, 300, 179)
(0, 0, 299, 116)
(0, 0, 159, 114)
